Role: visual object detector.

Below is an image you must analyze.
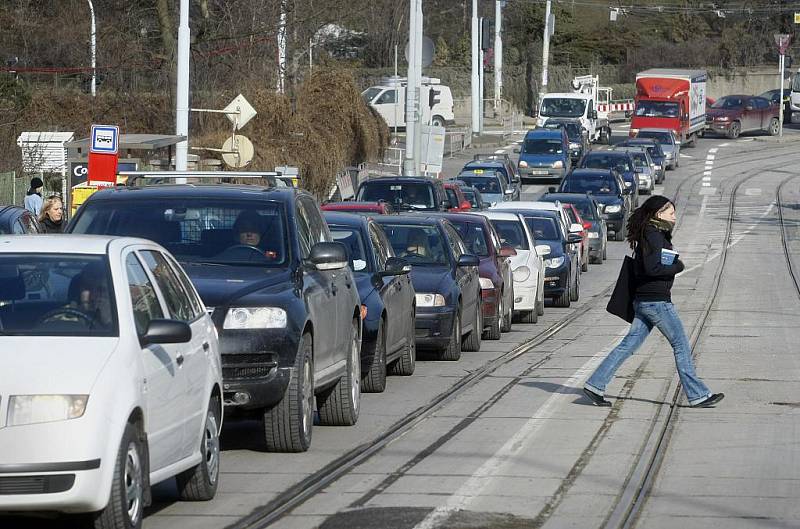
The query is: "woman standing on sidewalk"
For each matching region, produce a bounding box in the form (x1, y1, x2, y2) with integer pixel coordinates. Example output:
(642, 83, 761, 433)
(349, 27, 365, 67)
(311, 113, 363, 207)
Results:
(583, 195, 724, 408)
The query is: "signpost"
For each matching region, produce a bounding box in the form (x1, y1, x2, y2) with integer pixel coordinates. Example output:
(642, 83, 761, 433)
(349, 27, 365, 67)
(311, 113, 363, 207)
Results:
(774, 34, 792, 138)
(87, 124, 119, 186)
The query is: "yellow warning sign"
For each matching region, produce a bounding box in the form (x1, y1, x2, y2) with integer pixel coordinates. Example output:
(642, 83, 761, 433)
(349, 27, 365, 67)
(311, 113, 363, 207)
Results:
(795, 12, 800, 24)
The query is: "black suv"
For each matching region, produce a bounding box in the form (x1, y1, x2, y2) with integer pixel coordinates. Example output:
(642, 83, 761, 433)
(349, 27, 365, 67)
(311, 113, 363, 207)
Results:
(69, 184, 363, 452)
(356, 176, 449, 212)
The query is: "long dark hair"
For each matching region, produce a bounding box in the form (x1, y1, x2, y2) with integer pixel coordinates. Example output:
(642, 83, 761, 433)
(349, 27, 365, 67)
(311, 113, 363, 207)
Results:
(626, 195, 674, 251)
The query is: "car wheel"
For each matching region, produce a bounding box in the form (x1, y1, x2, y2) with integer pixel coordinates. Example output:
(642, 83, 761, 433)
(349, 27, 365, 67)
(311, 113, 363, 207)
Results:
(501, 291, 514, 332)
(485, 295, 502, 340)
(462, 299, 482, 352)
(439, 309, 462, 361)
(93, 423, 144, 529)
(581, 251, 589, 272)
(536, 287, 545, 315)
(362, 319, 387, 393)
(176, 396, 221, 501)
(263, 333, 314, 452)
(389, 310, 415, 376)
(727, 121, 741, 139)
(603, 243, 608, 260)
(614, 228, 625, 241)
(318, 318, 361, 426)
(769, 117, 780, 136)
(519, 308, 538, 324)
(570, 268, 580, 302)
(431, 115, 445, 128)
(553, 277, 571, 308)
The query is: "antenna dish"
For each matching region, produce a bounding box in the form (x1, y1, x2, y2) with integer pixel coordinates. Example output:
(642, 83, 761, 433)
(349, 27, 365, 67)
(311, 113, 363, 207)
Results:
(222, 134, 254, 168)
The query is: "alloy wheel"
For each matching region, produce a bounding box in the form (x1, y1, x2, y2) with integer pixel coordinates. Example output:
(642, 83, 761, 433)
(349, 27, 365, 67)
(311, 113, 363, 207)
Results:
(125, 442, 143, 526)
(204, 409, 220, 485)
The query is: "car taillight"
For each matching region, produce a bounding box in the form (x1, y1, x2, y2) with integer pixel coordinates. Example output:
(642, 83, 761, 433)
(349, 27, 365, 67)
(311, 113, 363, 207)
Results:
(583, 221, 592, 230)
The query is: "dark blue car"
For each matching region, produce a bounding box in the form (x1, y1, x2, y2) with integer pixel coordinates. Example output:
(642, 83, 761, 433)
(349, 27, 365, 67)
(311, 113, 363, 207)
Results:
(558, 168, 631, 241)
(324, 212, 417, 393)
(373, 215, 482, 361)
(517, 128, 570, 183)
(579, 150, 639, 207)
(617, 138, 667, 184)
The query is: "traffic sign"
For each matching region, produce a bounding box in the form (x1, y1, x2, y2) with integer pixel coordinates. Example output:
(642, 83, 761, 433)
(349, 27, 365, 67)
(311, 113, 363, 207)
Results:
(223, 94, 257, 130)
(90, 125, 119, 154)
(774, 34, 792, 55)
(795, 12, 800, 24)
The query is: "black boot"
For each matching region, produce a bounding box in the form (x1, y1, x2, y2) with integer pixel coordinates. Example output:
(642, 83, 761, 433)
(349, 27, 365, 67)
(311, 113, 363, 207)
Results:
(583, 387, 612, 407)
(690, 393, 725, 408)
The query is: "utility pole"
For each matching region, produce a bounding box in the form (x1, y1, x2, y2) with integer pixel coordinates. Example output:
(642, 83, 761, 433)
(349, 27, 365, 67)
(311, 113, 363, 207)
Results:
(87, 0, 96, 97)
(540, 0, 552, 99)
(494, 0, 503, 111)
(403, 0, 423, 175)
(471, 0, 480, 136)
(277, 0, 287, 93)
(175, 0, 190, 172)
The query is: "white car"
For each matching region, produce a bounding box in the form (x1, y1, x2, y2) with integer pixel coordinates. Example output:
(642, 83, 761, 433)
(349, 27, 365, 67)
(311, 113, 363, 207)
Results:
(0, 235, 223, 529)
(493, 200, 573, 237)
(477, 211, 547, 323)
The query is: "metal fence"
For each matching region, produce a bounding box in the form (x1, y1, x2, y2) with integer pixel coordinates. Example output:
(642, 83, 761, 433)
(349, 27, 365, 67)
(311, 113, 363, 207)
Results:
(0, 171, 66, 209)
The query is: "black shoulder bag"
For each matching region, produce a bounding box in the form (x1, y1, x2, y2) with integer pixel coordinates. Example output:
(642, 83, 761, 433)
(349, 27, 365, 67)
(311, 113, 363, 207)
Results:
(606, 250, 636, 323)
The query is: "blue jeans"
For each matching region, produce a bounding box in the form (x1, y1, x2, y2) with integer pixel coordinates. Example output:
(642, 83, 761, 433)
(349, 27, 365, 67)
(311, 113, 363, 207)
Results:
(586, 301, 712, 405)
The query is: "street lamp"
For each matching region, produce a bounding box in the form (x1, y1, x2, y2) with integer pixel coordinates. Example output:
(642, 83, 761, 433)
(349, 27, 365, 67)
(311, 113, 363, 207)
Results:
(87, 0, 96, 97)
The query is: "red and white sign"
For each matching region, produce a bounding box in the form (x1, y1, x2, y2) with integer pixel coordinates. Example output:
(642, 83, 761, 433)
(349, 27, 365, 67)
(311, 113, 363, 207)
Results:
(87, 124, 120, 187)
(597, 101, 635, 113)
(774, 34, 792, 55)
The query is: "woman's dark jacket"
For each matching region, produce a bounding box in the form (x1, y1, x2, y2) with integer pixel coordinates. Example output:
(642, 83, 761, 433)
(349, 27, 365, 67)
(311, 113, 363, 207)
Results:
(40, 217, 64, 234)
(633, 224, 684, 302)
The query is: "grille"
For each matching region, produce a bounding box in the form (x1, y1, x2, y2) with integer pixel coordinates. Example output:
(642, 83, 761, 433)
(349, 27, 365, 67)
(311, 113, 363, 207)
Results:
(224, 365, 273, 379)
(0, 475, 75, 495)
(222, 353, 277, 380)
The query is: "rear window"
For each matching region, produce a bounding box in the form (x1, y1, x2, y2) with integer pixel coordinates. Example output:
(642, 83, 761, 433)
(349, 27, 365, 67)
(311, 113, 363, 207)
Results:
(0, 254, 118, 336)
(582, 154, 631, 173)
(357, 182, 437, 211)
(457, 175, 503, 195)
(379, 224, 449, 266)
(71, 199, 288, 267)
(523, 217, 559, 241)
(637, 131, 672, 144)
(489, 219, 529, 250)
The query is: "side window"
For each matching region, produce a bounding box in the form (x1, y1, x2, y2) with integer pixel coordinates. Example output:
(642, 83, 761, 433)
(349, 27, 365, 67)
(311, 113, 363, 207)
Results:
(300, 198, 330, 245)
(21, 214, 39, 234)
(488, 223, 503, 252)
(376, 89, 396, 104)
(445, 188, 458, 208)
(12, 219, 25, 234)
(444, 224, 464, 258)
(295, 201, 313, 258)
(125, 253, 165, 335)
(140, 250, 194, 322)
(164, 253, 204, 318)
(368, 225, 386, 271)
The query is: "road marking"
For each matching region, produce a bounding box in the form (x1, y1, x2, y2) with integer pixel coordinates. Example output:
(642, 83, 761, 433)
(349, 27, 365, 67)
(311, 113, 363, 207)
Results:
(718, 143, 730, 147)
(411, 335, 626, 529)
(495, 149, 506, 154)
(702, 177, 711, 182)
(703, 171, 712, 176)
(699, 187, 717, 195)
(709, 148, 719, 154)
(745, 188, 762, 196)
(680, 153, 693, 158)
(706, 155, 715, 161)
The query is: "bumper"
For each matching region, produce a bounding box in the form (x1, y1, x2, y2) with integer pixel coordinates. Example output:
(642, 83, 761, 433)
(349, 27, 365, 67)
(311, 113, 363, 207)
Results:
(519, 167, 565, 180)
(543, 265, 569, 297)
(707, 122, 731, 134)
(481, 288, 500, 327)
(587, 236, 603, 256)
(415, 307, 456, 349)
(0, 465, 107, 513)
(512, 280, 537, 311)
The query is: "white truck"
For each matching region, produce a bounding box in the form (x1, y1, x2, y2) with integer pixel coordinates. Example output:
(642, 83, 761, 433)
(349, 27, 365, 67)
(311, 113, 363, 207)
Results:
(536, 75, 615, 144)
(790, 70, 800, 121)
(362, 76, 454, 129)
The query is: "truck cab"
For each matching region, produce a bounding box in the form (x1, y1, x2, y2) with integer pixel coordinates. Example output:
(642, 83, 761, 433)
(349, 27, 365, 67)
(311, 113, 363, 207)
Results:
(790, 70, 800, 119)
(362, 77, 454, 129)
(537, 80, 611, 145)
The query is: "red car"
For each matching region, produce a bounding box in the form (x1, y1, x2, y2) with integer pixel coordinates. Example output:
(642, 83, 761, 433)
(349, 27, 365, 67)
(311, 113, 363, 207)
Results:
(706, 94, 781, 139)
(432, 212, 517, 339)
(443, 182, 472, 212)
(562, 203, 591, 272)
(320, 201, 394, 215)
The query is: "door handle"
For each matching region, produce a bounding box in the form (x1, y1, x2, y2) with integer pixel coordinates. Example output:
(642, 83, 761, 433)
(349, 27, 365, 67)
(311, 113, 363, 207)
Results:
(203, 342, 210, 352)
(176, 354, 185, 366)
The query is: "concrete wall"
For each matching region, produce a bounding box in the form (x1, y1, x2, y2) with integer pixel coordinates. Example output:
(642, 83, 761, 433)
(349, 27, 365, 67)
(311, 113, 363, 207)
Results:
(706, 67, 787, 99)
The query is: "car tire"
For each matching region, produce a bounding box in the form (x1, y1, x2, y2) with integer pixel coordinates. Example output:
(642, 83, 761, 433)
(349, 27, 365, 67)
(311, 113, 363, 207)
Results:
(485, 296, 502, 340)
(318, 318, 361, 426)
(570, 269, 580, 302)
(553, 278, 571, 308)
(176, 396, 221, 501)
(462, 299, 482, 352)
(536, 292, 545, 316)
(727, 121, 741, 139)
(439, 309, 462, 361)
(581, 253, 589, 272)
(501, 292, 514, 332)
(768, 117, 780, 136)
(93, 423, 144, 529)
(431, 115, 446, 128)
(603, 244, 608, 260)
(362, 319, 387, 393)
(263, 334, 314, 453)
(519, 308, 538, 324)
(389, 311, 415, 376)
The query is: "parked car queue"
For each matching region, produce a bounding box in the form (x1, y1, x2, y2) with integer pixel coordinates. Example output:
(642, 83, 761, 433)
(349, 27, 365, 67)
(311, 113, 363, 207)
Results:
(0, 164, 630, 528)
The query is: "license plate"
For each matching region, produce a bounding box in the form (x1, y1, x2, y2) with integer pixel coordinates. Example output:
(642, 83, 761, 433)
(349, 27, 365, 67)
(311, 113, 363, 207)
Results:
(531, 170, 548, 175)
(473, 169, 484, 174)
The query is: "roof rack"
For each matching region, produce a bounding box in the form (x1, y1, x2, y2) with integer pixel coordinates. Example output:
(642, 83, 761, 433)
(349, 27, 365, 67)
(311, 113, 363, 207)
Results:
(120, 171, 280, 188)
(472, 153, 513, 162)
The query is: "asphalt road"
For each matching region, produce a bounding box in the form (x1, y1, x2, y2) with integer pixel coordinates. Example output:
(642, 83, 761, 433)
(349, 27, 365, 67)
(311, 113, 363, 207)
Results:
(7, 124, 800, 529)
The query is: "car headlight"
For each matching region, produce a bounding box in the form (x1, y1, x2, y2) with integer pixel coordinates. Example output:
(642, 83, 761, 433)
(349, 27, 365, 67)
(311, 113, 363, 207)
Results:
(605, 205, 622, 213)
(552, 160, 564, 169)
(224, 307, 287, 329)
(7, 395, 89, 427)
(512, 265, 531, 282)
(716, 116, 730, 122)
(479, 277, 495, 290)
(519, 161, 528, 168)
(416, 293, 446, 307)
(588, 232, 600, 238)
(544, 256, 565, 268)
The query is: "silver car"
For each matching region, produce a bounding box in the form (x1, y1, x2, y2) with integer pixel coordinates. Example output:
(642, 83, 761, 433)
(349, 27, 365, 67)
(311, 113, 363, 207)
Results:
(613, 146, 656, 195)
(636, 128, 681, 170)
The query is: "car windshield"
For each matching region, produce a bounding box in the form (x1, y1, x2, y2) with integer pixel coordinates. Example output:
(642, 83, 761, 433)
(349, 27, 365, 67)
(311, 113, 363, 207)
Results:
(361, 87, 382, 103)
(456, 176, 503, 194)
(489, 219, 529, 250)
(628, 152, 648, 167)
(380, 224, 449, 266)
(357, 182, 436, 211)
(0, 254, 118, 336)
(450, 221, 490, 257)
(561, 176, 619, 195)
(523, 139, 564, 155)
(523, 217, 559, 240)
(583, 154, 631, 173)
(329, 226, 370, 273)
(71, 199, 289, 267)
(634, 100, 679, 118)
(462, 189, 479, 207)
(637, 131, 672, 145)
(545, 122, 582, 141)
(540, 98, 586, 118)
(711, 96, 745, 109)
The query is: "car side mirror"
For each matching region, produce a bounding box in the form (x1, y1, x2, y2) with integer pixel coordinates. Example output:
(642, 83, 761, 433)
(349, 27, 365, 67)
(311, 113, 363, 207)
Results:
(457, 254, 480, 267)
(381, 256, 411, 276)
(567, 234, 583, 244)
(535, 244, 551, 257)
(499, 245, 517, 258)
(504, 188, 515, 196)
(309, 242, 348, 271)
(569, 223, 583, 234)
(141, 319, 192, 346)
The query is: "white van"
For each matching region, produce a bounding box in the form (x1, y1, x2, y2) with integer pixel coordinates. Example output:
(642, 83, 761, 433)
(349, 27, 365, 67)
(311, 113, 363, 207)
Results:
(362, 77, 454, 129)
